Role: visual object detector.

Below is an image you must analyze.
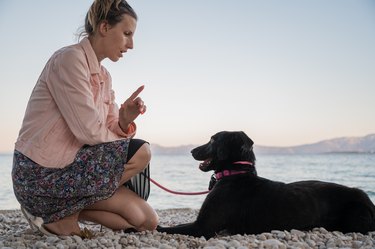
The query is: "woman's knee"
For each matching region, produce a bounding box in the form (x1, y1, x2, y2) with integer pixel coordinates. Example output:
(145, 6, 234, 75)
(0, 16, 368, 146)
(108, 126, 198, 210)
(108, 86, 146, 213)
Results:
(138, 143, 152, 163)
(137, 209, 159, 231)
(128, 143, 151, 169)
(121, 193, 159, 231)
(147, 211, 159, 230)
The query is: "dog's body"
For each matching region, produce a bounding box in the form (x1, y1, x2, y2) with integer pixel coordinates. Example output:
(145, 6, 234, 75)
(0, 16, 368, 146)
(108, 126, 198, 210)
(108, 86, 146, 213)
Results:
(157, 131, 375, 238)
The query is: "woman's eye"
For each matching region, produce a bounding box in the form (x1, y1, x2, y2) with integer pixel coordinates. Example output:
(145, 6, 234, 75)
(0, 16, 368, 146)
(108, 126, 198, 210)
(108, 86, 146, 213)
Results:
(124, 31, 132, 36)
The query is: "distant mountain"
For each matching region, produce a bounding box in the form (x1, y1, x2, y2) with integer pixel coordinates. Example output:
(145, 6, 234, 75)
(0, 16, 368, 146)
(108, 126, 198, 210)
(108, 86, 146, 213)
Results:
(255, 134, 375, 154)
(151, 134, 375, 155)
(150, 144, 196, 155)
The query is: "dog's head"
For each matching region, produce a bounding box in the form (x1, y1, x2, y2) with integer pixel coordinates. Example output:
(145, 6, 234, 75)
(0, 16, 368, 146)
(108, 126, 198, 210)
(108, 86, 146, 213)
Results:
(191, 131, 256, 172)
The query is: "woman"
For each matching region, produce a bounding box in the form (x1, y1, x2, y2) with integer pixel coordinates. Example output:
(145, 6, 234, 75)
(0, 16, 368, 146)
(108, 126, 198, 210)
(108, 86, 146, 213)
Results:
(12, 0, 158, 237)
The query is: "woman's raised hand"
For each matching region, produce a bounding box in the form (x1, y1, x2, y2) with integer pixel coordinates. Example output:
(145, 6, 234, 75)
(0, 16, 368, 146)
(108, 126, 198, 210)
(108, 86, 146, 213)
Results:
(119, 85, 146, 131)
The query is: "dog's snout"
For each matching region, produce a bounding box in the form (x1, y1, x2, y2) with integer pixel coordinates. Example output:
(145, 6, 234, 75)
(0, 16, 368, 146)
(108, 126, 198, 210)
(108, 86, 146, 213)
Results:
(191, 148, 197, 155)
(191, 143, 211, 161)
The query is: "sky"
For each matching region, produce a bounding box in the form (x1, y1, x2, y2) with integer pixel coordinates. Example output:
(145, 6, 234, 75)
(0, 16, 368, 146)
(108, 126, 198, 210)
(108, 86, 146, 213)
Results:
(0, 1, 374, 152)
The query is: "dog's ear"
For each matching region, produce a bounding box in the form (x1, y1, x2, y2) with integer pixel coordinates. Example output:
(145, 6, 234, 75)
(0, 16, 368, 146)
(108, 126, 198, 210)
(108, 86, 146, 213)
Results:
(239, 131, 255, 158)
(240, 131, 253, 146)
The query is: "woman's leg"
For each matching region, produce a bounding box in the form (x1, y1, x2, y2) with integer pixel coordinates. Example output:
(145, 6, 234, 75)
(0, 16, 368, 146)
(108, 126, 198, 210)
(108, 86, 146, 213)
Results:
(81, 142, 157, 231)
(45, 142, 155, 234)
(79, 210, 131, 230)
(82, 186, 158, 231)
(119, 143, 151, 185)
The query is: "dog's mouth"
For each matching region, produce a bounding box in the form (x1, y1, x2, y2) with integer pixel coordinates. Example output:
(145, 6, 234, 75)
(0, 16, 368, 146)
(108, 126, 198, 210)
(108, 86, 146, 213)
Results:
(199, 158, 212, 172)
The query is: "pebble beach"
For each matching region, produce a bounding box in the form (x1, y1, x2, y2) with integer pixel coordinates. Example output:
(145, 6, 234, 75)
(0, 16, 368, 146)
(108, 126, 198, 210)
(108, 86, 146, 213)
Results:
(1, 208, 375, 249)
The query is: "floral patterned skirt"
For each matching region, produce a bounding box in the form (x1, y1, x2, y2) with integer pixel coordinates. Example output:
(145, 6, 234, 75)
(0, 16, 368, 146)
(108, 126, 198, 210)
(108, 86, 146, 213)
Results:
(12, 139, 130, 223)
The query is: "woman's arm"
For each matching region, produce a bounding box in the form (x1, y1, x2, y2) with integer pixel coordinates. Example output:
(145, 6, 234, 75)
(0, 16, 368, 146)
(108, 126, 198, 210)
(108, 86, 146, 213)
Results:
(46, 48, 129, 145)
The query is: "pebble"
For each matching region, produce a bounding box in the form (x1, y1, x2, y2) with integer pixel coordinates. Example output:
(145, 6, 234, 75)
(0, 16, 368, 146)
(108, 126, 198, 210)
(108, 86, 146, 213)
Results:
(55, 244, 65, 249)
(0, 209, 374, 249)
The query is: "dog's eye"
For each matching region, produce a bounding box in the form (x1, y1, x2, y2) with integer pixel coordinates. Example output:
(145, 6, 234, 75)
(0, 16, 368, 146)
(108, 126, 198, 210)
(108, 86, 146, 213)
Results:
(210, 138, 214, 143)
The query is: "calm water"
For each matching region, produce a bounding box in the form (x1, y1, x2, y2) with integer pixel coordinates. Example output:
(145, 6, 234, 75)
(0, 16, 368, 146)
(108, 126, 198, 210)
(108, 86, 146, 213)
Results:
(1, 153, 374, 210)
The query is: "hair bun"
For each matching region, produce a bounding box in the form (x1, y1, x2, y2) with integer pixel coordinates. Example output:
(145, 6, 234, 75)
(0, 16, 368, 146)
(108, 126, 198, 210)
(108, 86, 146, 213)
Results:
(88, 0, 122, 29)
(81, 0, 137, 38)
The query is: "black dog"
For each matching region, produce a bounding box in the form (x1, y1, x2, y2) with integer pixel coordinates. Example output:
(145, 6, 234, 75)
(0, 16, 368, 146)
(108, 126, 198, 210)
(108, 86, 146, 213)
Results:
(157, 131, 375, 238)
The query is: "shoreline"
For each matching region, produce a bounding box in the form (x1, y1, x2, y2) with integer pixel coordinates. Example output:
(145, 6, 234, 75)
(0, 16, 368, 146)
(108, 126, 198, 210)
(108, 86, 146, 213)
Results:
(1, 208, 374, 249)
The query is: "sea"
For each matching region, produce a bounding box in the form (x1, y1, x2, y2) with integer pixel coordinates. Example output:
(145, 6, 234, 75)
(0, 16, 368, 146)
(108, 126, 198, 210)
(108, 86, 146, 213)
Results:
(1, 153, 375, 210)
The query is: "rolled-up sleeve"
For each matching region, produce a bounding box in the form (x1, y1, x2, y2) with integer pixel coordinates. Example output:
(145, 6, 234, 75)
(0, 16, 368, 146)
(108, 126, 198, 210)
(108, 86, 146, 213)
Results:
(46, 48, 134, 145)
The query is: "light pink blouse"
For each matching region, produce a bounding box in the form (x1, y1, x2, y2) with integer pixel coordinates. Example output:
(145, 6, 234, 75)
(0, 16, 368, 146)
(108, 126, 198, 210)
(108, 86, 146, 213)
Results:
(15, 38, 136, 168)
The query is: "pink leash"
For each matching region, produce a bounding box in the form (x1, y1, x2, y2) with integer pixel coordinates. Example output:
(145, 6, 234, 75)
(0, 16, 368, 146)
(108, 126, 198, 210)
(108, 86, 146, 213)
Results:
(147, 161, 252, 196)
(149, 177, 210, 195)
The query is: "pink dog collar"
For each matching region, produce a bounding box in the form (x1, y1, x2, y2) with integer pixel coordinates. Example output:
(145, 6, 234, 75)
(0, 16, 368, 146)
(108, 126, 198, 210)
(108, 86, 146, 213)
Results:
(215, 161, 254, 180)
(215, 170, 249, 180)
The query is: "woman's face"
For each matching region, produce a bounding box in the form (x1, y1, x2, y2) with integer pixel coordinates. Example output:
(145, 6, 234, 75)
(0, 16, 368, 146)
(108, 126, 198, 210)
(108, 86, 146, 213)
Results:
(103, 14, 137, 62)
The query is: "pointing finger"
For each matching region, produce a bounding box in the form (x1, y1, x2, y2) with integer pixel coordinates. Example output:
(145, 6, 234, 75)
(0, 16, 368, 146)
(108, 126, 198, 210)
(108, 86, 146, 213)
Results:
(128, 85, 145, 101)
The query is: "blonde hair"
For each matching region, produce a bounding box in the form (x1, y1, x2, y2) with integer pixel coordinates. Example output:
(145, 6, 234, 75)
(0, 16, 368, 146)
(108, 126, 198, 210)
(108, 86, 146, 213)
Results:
(80, 0, 137, 38)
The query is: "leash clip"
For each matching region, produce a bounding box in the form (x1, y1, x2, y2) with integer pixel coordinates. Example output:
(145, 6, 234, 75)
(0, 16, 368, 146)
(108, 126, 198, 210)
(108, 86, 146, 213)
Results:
(208, 174, 217, 190)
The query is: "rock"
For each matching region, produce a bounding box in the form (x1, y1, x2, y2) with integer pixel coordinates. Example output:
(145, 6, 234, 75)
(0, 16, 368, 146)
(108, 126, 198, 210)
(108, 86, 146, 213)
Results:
(55, 244, 65, 249)
(352, 240, 363, 248)
(290, 229, 305, 237)
(34, 241, 48, 249)
(46, 236, 60, 244)
(262, 238, 285, 249)
(76, 244, 88, 249)
(257, 234, 267, 241)
(227, 240, 241, 247)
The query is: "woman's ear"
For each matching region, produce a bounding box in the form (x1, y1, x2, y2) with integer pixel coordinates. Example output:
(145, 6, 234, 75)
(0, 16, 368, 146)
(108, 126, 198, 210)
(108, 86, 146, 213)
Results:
(98, 21, 110, 36)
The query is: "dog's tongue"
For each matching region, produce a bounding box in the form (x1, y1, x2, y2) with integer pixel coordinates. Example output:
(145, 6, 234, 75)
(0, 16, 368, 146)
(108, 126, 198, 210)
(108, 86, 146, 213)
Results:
(199, 159, 211, 171)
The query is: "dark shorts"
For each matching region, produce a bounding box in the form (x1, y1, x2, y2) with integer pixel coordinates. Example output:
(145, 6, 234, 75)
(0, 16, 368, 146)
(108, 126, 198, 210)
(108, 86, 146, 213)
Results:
(12, 139, 148, 223)
(127, 139, 148, 163)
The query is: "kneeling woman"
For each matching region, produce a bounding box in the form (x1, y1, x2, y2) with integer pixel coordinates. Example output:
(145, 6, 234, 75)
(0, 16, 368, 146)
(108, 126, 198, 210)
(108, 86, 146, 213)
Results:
(12, 0, 158, 236)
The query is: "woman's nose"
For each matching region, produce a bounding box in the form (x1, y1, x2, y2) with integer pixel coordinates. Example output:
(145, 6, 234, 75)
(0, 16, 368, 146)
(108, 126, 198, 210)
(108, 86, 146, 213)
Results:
(127, 38, 134, 49)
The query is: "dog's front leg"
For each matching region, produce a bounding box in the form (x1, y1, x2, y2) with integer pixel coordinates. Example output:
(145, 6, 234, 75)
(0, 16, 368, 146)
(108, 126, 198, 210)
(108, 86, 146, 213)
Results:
(157, 222, 213, 238)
